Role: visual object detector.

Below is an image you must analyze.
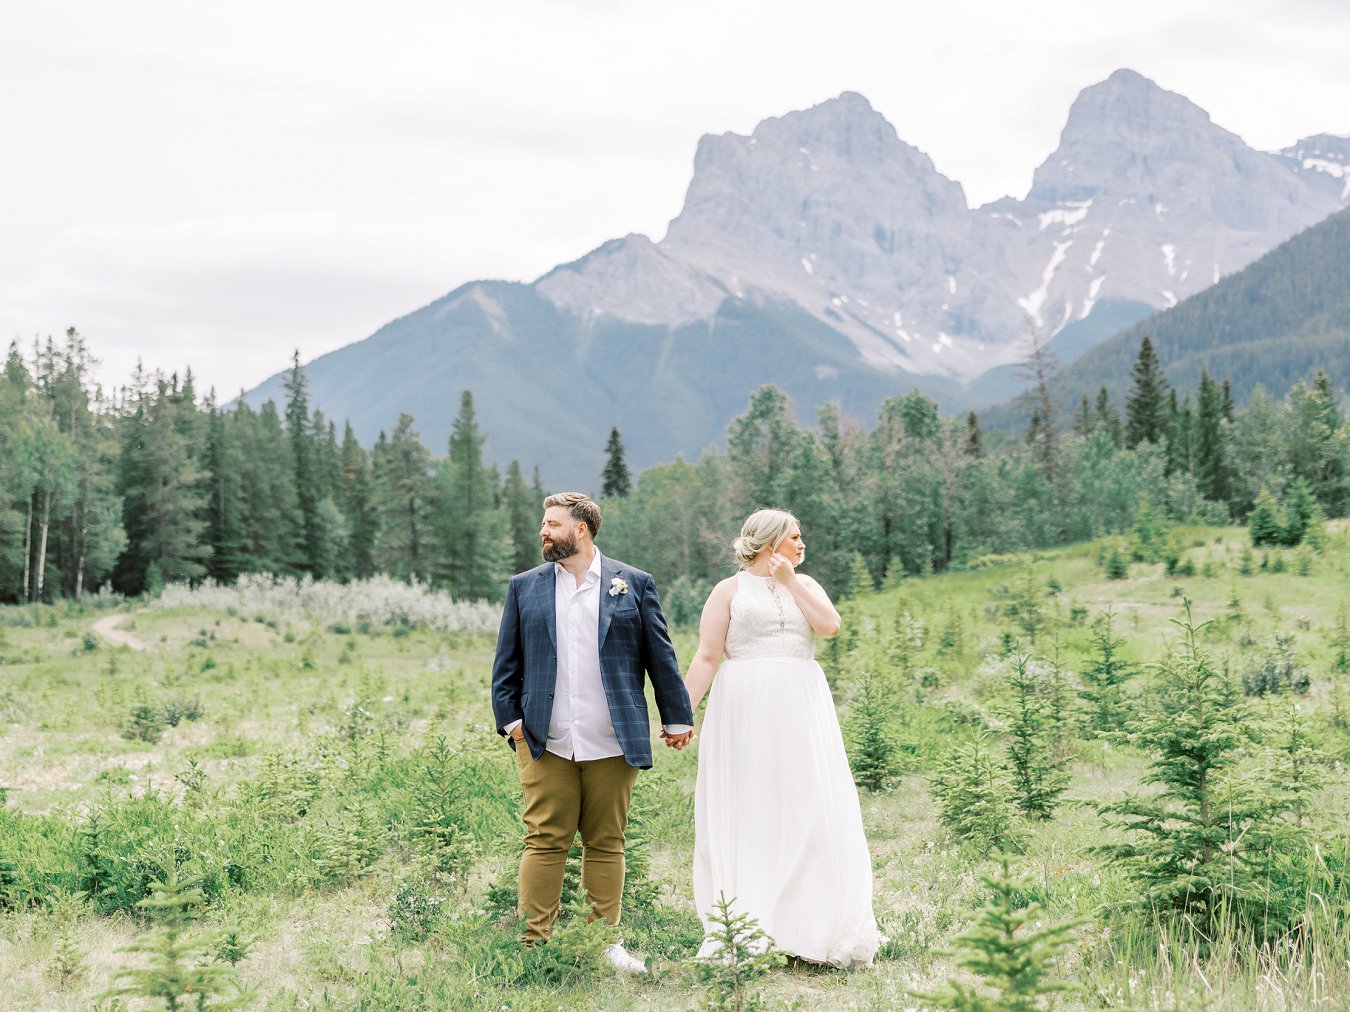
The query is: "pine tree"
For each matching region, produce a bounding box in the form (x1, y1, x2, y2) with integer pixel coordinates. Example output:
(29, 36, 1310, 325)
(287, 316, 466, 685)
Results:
(221, 398, 302, 577)
(846, 551, 875, 598)
(114, 380, 208, 594)
(929, 729, 1026, 853)
(305, 411, 348, 579)
(501, 460, 540, 574)
(202, 396, 246, 582)
(436, 391, 506, 601)
(912, 856, 1082, 1012)
(1129, 493, 1170, 563)
(1003, 649, 1070, 820)
(846, 668, 899, 792)
(1078, 609, 1134, 734)
(695, 892, 786, 1010)
(964, 410, 983, 457)
(1017, 325, 1059, 485)
(1125, 336, 1169, 449)
(1095, 386, 1123, 447)
(1281, 477, 1322, 547)
(1194, 370, 1231, 503)
(601, 426, 632, 499)
(1165, 391, 1194, 477)
(1092, 601, 1314, 938)
(373, 413, 433, 581)
(1072, 395, 1093, 438)
(284, 351, 325, 575)
(339, 423, 376, 579)
(1248, 487, 1284, 548)
(103, 869, 240, 1009)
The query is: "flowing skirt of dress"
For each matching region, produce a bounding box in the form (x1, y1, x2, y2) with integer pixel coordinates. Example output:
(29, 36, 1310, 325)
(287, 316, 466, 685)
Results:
(693, 654, 881, 967)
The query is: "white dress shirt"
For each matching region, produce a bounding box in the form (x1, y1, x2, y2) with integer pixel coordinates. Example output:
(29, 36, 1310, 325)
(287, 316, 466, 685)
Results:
(547, 551, 623, 760)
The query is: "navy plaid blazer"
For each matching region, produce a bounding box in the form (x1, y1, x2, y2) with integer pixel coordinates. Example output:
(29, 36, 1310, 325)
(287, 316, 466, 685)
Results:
(490, 553, 692, 769)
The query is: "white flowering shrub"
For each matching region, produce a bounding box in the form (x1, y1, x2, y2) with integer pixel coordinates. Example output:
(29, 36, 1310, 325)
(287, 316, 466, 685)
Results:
(153, 574, 501, 634)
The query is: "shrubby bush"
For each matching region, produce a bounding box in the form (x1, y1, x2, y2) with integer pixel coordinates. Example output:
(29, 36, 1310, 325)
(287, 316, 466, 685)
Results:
(1242, 633, 1310, 696)
(154, 573, 501, 634)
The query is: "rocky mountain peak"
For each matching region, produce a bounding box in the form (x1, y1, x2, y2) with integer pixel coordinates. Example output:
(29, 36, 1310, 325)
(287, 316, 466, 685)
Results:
(532, 73, 1345, 386)
(1027, 69, 1222, 204)
(664, 91, 967, 252)
(1278, 134, 1350, 201)
(1025, 68, 1332, 235)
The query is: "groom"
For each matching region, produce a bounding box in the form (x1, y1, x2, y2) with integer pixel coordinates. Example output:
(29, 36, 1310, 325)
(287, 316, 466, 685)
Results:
(491, 491, 693, 972)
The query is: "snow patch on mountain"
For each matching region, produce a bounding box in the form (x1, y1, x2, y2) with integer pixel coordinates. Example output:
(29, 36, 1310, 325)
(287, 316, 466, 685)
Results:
(1081, 274, 1106, 318)
(1020, 241, 1073, 330)
(1039, 201, 1092, 231)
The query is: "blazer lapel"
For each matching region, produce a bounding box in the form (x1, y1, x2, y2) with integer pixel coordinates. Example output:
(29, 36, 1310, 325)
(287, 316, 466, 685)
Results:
(597, 554, 621, 646)
(536, 566, 557, 648)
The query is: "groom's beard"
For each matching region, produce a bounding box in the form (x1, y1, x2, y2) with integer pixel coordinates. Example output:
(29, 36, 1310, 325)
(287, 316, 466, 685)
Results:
(542, 532, 579, 563)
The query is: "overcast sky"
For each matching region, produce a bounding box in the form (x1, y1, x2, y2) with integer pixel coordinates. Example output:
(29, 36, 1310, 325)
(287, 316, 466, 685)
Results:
(2, 0, 1347, 397)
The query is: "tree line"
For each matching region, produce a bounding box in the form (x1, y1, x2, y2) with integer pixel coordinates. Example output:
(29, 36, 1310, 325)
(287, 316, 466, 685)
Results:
(1, 330, 1346, 606)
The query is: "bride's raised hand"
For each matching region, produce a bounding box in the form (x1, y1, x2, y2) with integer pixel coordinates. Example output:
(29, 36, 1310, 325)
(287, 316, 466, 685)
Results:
(767, 551, 797, 585)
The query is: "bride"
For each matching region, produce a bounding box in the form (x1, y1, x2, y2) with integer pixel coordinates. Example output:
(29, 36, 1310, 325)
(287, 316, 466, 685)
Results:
(673, 508, 881, 967)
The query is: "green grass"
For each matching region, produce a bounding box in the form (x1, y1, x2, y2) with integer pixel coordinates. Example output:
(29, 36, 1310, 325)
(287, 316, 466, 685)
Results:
(1, 522, 1349, 1008)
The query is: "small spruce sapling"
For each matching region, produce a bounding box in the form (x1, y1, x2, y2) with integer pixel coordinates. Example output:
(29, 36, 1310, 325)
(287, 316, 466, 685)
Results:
(1078, 609, 1134, 734)
(46, 892, 89, 990)
(929, 729, 1027, 853)
(1003, 649, 1070, 820)
(1094, 600, 1264, 936)
(103, 869, 240, 1010)
(912, 856, 1082, 1011)
(695, 892, 787, 1012)
(846, 667, 899, 792)
(529, 897, 618, 985)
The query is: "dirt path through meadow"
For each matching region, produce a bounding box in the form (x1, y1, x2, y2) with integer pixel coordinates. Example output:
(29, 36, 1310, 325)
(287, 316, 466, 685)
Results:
(91, 613, 148, 651)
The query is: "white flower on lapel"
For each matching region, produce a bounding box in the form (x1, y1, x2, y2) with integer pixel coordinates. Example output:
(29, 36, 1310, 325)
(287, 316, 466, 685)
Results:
(609, 577, 629, 597)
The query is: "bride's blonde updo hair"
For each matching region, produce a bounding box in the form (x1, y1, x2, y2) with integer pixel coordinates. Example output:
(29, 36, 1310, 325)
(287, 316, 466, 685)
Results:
(732, 508, 798, 569)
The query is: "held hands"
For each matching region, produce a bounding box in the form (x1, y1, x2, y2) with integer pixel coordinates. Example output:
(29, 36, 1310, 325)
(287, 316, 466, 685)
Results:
(661, 727, 695, 750)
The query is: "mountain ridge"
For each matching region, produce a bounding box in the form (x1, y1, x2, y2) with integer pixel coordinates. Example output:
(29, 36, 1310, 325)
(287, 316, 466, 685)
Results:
(245, 70, 1349, 486)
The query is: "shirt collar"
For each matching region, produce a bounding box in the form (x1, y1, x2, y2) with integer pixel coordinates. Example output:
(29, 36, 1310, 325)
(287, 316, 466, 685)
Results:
(554, 549, 602, 586)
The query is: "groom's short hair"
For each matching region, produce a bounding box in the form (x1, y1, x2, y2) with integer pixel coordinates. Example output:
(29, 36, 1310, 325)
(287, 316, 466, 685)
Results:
(543, 492, 602, 538)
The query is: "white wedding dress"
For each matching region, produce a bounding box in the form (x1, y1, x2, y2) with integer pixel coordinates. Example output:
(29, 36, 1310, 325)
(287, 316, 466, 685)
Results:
(693, 571, 881, 967)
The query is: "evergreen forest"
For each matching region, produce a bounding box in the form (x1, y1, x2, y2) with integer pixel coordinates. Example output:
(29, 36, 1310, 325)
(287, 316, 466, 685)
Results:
(3, 330, 1347, 609)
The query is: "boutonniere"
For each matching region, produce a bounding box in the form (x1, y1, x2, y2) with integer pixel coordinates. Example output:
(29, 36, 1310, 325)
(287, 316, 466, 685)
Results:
(608, 577, 629, 597)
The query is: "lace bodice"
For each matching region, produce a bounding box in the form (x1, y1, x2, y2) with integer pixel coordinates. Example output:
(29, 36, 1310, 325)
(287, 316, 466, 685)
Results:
(724, 571, 816, 661)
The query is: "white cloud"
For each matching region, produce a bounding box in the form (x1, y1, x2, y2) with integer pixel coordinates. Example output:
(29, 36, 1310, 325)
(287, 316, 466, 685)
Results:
(1, 0, 1347, 395)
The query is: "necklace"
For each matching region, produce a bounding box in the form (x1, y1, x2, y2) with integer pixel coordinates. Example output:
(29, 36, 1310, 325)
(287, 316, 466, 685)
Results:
(762, 575, 787, 632)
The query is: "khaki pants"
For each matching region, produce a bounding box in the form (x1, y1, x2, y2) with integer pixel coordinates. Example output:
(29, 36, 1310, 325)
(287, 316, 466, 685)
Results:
(514, 746, 639, 942)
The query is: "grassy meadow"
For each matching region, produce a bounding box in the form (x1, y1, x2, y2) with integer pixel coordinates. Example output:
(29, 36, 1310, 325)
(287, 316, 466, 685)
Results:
(2, 524, 1349, 1009)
